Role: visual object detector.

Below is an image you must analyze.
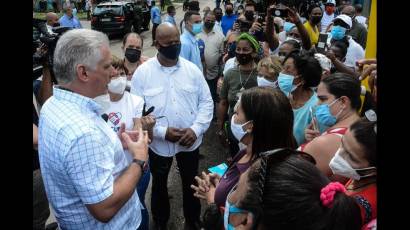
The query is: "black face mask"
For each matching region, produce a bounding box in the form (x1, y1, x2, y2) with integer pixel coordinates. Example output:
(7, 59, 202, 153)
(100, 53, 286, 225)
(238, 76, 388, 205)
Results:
(158, 43, 181, 60)
(125, 48, 141, 63)
(215, 15, 222, 22)
(226, 9, 233, 15)
(245, 11, 254, 21)
(311, 16, 322, 25)
(236, 53, 253, 65)
(52, 22, 60, 27)
(204, 21, 215, 30)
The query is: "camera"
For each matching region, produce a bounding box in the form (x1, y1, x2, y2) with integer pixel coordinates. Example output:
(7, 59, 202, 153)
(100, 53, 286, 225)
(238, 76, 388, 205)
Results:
(33, 18, 71, 83)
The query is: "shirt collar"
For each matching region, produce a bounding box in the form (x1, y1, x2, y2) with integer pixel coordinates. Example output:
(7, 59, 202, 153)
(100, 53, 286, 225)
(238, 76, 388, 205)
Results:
(53, 86, 101, 114)
(154, 55, 182, 73)
(182, 31, 197, 44)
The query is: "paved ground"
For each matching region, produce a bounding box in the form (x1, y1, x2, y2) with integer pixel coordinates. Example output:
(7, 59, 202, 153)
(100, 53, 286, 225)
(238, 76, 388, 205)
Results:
(46, 0, 229, 229)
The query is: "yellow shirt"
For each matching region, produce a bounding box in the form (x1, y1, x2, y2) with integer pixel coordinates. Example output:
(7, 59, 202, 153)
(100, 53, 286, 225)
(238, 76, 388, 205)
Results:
(304, 22, 320, 46)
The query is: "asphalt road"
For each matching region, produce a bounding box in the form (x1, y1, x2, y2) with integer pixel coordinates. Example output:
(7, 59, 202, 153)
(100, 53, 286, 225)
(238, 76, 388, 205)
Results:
(46, 0, 229, 229)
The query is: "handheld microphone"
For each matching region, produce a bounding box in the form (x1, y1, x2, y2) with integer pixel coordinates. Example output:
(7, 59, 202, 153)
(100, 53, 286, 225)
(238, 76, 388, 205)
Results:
(101, 113, 109, 122)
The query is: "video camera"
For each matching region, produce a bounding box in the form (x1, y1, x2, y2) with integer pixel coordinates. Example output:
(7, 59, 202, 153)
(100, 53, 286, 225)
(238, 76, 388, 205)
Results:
(33, 18, 71, 83)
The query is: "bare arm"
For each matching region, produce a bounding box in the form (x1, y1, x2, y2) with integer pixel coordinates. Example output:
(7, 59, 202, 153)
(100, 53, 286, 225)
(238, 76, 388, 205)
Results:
(265, 6, 280, 51)
(287, 7, 311, 50)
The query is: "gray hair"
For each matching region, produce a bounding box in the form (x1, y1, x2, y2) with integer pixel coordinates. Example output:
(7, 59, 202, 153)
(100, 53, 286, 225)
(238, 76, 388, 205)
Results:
(53, 29, 109, 84)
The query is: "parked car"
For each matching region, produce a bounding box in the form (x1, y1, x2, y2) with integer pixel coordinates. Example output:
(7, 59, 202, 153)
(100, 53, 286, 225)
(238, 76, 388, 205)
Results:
(91, 1, 149, 36)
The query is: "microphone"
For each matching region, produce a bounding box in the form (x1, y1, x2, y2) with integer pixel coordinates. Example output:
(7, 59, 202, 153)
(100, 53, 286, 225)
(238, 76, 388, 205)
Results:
(101, 113, 109, 122)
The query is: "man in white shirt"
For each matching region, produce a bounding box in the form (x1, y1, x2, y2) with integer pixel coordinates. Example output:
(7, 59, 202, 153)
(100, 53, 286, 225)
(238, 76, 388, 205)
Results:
(45, 12, 59, 35)
(130, 22, 213, 230)
(213, 7, 224, 36)
(321, 0, 336, 32)
(330, 15, 365, 69)
(198, 11, 224, 112)
(354, 3, 368, 29)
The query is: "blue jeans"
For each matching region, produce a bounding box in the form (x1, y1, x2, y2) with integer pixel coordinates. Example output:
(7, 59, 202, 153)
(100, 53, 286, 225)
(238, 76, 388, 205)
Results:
(137, 164, 151, 230)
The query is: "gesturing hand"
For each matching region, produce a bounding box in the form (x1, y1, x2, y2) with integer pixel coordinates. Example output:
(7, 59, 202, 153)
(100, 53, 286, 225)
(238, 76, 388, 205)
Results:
(118, 123, 140, 150)
(122, 127, 149, 161)
(165, 127, 184, 143)
(178, 128, 197, 147)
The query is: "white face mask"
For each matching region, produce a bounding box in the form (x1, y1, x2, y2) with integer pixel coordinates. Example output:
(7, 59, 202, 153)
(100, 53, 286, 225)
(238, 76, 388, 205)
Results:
(230, 114, 252, 142)
(93, 93, 111, 113)
(257, 76, 278, 88)
(108, 76, 127, 94)
(329, 148, 376, 180)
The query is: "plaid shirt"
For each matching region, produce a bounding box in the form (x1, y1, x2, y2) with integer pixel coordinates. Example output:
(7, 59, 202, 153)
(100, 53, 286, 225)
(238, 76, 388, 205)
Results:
(38, 87, 141, 229)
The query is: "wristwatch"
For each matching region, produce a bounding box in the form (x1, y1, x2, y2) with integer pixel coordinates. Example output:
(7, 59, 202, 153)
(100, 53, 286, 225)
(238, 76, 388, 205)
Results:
(132, 159, 146, 171)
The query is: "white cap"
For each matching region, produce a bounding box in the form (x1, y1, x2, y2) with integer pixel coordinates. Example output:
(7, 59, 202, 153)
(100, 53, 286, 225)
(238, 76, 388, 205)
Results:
(314, 53, 332, 71)
(333, 14, 352, 29)
(325, 0, 336, 5)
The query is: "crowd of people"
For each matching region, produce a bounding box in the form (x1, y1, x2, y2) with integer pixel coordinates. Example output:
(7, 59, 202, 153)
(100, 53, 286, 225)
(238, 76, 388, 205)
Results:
(33, 0, 377, 229)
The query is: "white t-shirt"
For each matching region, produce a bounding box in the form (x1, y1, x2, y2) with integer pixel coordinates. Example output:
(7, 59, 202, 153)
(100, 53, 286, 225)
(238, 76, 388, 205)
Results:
(344, 36, 365, 69)
(321, 13, 335, 32)
(104, 91, 144, 163)
(223, 57, 237, 76)
(355, 15, 368, 29)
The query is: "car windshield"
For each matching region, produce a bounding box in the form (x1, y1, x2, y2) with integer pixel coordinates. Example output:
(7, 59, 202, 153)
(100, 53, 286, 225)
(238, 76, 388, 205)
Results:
(94, 5, 122, 15)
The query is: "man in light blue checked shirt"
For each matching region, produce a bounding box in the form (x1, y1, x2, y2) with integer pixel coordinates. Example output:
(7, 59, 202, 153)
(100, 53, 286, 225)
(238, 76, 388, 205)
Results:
(38, 28, 149, 230)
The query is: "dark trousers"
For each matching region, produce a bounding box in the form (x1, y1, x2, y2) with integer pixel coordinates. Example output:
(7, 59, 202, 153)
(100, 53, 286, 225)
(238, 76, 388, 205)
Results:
(33, 170, 50, 230)
(206, 77, 219, 104)
(137, 164, 151, 230)
(152, 23, 159, 43)
(149, 148, 201, 227)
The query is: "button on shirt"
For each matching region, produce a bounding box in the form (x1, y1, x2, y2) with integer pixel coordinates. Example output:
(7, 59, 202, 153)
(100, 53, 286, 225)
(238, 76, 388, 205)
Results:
(59, 14, 82, 28)
(180, 31, 203, 71)
(38, 87, 141, 229)
(130, 57, 214, 157)
(198, 30, 225, 80)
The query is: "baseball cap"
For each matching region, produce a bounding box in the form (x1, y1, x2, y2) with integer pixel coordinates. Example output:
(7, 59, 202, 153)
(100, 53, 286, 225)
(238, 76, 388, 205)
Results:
(333, 14, 352, 29)
(325, 0, 336, 6)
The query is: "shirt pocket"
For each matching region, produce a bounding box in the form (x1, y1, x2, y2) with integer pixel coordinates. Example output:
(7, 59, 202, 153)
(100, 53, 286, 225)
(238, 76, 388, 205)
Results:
(143, 87, 165, 113)
(176, 84, 198, 118)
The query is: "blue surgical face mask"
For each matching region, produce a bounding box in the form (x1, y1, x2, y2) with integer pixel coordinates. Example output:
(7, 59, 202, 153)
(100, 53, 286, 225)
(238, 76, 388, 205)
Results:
(284, 22, 295, 32)
(192, 23, 203, 35)
(331, 25, 347, 40)
(315, 98, 343, 126)
(224, 185, 250, 230)
(277, 72, 299, 96)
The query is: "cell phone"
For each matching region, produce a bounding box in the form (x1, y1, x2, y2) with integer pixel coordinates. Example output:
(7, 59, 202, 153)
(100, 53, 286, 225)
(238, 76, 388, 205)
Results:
(208, 163, 228, 177)
(272, 7, 288, 18)
(316, 33, 329, 54)
(309, 107, 319, 132)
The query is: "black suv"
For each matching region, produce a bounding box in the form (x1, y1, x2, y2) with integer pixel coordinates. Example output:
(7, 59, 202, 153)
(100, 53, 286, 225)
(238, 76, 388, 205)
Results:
(91, 1, 150, 36)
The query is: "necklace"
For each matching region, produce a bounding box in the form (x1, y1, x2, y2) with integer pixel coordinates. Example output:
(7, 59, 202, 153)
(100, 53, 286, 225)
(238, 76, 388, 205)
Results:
(238, 65, 255, 92)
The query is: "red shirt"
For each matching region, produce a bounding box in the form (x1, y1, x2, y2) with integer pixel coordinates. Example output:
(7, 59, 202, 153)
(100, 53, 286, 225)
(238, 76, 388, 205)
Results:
(345, 179, 377, 225)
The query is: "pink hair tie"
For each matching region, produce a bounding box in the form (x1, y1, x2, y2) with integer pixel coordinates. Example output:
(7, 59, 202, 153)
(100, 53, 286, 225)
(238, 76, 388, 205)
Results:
(320, 182, 346, 208)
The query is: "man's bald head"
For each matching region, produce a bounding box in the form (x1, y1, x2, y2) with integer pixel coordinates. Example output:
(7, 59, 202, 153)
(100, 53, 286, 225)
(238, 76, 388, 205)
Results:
(341, 5, 355, 18)
(46, 12, 59, 26)
(155, 22, 180, 42)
